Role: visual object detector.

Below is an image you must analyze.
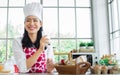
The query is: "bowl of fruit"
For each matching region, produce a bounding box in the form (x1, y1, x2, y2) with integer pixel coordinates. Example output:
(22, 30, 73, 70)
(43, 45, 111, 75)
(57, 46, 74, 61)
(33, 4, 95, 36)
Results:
(54, 59, 91, 74)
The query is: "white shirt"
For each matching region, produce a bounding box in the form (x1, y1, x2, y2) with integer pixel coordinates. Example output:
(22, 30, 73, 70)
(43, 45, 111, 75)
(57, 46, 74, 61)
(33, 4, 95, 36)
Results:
(12, 37, 54, 73)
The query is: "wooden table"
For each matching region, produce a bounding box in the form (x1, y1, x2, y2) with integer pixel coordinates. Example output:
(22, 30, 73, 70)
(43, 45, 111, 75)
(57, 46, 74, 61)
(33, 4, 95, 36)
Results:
(0, 70, 91, 75)
(0, 73, 57, 75)
(0, 72, 120, 75)
(0, 72, 89, 75)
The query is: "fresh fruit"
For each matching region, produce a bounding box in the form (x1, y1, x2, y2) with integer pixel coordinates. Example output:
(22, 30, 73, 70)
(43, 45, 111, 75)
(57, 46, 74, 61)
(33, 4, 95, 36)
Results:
(61, 59, 65, 65)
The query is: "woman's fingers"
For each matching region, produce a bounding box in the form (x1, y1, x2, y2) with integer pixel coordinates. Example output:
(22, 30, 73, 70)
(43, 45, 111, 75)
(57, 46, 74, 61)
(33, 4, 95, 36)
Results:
(42, 35, 50, 44)
(40, 35, 50, 46)
(47, 59, 55, 73)
(47, 59, 52, 63)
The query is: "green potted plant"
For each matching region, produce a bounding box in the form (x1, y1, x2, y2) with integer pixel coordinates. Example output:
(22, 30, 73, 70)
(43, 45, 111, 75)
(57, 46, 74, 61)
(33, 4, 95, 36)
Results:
(79, 42, 86, 47)
(79, 42, 86, 52)
(86, 41, 94, 49)
(79, 42, 86, 49)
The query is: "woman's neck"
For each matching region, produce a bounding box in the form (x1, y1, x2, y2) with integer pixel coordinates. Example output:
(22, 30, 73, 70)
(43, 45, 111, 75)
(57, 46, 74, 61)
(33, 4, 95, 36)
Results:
(28, 33, 37, 43)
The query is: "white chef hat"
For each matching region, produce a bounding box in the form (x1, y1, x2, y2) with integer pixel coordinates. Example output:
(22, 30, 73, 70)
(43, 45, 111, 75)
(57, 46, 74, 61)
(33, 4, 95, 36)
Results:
(23, 2, 43, 21)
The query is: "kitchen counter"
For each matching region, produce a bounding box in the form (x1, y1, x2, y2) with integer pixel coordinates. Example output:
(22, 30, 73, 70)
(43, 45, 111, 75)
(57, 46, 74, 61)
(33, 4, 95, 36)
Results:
(0, 73, 57, 75)
(1, 73, 120, 75)
(1, 72, 120, 75)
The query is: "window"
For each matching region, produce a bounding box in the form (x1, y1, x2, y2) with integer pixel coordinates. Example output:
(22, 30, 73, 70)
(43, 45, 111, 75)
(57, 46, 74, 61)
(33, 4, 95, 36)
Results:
(0, 0, 93, 62)
(108, 0, 120, 63)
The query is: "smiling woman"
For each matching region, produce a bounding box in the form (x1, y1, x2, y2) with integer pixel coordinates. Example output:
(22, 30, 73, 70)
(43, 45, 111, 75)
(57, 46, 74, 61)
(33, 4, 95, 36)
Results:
(12, 2, 55, 73)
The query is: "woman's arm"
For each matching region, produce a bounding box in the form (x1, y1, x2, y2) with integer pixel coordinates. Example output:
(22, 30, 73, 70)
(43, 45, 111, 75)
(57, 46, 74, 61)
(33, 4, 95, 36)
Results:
(13, 38, 44, 72)
(26, 36, 46, 69)
(12, 38, 28, 73)
(26, 48, 43, 69)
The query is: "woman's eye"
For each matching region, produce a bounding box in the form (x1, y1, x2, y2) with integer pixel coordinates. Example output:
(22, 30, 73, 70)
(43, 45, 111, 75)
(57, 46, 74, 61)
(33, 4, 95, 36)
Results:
(25, 18, 39, 22)
(25, 19, 31, 22)
(34, 19, 39, 22)
(26, 20, 30, 22)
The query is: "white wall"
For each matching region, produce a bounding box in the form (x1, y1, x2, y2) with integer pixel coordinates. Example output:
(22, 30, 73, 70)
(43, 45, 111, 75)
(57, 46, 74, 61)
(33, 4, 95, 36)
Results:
(92, 0, 110, 59)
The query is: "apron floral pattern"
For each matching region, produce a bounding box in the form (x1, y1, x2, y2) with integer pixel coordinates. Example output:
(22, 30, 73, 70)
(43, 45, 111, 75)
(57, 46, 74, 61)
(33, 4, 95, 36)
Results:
(23, 47, 47, 73)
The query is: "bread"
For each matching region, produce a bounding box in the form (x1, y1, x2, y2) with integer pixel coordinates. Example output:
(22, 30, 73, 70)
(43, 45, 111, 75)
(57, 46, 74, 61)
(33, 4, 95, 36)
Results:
(109, 65, 119, 74)
(101, 65, 108, 74)
(90, 65, 101, 74)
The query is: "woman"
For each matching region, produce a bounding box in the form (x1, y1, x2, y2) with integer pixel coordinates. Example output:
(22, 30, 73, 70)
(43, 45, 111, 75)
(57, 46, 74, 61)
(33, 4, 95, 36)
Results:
(12, 2, 55, 73)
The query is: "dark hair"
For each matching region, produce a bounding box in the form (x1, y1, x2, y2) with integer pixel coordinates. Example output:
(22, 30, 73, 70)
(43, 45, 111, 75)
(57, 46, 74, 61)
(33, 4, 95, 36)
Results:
(22, 27, 43, 49)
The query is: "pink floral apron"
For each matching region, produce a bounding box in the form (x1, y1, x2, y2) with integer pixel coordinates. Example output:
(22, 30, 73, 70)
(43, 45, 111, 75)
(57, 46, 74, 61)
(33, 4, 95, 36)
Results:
(23, 47, 47, 73)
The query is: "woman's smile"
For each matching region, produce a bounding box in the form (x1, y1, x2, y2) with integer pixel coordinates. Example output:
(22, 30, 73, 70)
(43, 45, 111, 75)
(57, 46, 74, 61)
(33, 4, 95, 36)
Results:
(28, 26, 36, 30)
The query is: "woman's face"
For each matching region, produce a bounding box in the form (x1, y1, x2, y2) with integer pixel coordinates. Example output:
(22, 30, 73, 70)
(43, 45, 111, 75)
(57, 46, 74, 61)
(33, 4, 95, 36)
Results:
(24, 15, 42, 34)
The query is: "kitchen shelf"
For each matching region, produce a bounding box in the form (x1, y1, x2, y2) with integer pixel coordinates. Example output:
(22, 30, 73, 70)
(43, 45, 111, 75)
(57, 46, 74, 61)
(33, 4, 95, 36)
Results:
(54, 52, 69, 55)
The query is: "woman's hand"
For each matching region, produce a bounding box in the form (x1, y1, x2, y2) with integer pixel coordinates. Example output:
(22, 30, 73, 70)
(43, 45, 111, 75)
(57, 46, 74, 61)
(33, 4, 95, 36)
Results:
(47, 58, 55, 73)
(39, 35, 50, 50)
